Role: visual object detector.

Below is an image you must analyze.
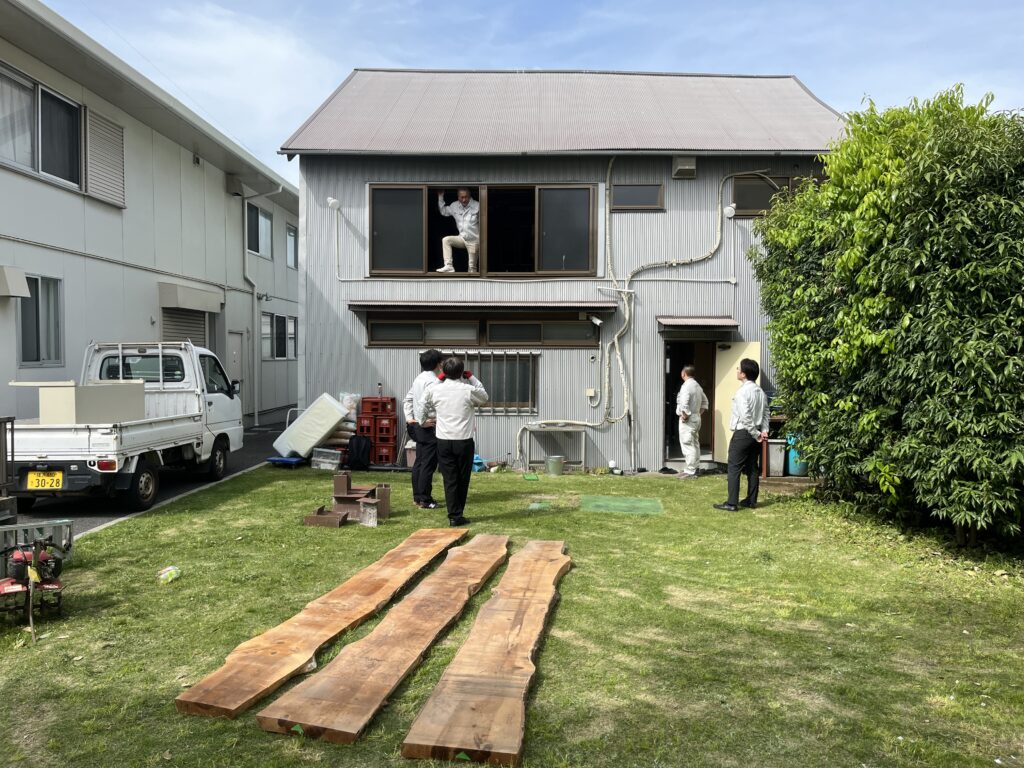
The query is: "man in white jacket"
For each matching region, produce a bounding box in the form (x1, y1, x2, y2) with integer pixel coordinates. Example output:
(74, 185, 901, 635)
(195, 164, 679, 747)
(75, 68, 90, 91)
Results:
(676, 365, 709, 479)
(715, 358, 770, 512)
(437, 189, 480, 273)
(421, 357, 489, 526)
(403, 349, 443, 509)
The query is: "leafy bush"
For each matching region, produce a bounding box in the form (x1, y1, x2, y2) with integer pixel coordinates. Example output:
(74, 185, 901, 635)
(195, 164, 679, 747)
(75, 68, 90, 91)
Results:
(752, 87, 1024, 537)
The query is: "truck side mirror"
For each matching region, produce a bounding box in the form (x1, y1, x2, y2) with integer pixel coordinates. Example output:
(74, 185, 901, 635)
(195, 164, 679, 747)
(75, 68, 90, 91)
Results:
(231, 380, 240, 397)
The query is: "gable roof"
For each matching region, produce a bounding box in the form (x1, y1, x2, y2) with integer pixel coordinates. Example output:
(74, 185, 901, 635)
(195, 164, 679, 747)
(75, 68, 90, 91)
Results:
(282, 69, 844, 157)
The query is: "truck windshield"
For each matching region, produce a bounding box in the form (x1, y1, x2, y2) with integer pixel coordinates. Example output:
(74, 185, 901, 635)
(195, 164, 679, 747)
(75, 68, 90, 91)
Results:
(100, 355, 186, 383)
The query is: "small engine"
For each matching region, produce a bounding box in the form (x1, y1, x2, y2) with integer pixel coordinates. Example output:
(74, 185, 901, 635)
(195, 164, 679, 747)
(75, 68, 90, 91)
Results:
(7, 548, 63, 582)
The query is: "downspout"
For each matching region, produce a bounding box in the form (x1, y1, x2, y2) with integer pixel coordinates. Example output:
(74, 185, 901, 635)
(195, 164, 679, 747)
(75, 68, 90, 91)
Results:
(241, 184, 282, 427)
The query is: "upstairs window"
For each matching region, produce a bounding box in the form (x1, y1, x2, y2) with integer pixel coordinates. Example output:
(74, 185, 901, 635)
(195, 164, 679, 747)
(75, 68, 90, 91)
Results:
(247, 203, 273, 258)
(369, 184, 595, 276)
(733, 176, 791, 217)
(0, 63, 82, 188)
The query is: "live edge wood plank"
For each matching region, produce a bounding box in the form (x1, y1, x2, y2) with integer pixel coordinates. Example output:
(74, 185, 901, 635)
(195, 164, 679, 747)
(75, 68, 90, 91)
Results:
(256, 533, 509, 743)
(401, 540, 571, 766)
(174, 528, 466, 718)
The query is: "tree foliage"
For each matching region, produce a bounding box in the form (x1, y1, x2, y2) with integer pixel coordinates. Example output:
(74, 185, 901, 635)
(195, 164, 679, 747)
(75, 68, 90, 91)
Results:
(752, 87, 1024, 536)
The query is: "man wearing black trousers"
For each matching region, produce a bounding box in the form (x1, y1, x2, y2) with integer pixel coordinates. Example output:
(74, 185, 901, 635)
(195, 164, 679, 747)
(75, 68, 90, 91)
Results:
(403, 349, 443, 509)
(421, 357, 488, 526)
(714, 358, 770, 512)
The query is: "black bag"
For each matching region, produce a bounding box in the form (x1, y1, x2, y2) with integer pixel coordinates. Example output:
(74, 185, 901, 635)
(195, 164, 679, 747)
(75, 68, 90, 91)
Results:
(347, 434, 372, 470)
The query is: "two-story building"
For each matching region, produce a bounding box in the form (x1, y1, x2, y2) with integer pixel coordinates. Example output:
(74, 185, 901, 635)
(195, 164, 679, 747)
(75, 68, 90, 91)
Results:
(0, 0, 299, 426)
(283, 69, 843, 471)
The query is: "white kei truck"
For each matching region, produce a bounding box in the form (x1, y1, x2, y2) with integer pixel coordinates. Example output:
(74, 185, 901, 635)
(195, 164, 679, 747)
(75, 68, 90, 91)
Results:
(10, 341, 243, 512)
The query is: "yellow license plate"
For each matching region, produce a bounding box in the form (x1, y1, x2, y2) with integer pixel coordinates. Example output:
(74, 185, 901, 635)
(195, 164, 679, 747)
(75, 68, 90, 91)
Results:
(27, 471, 63, 490)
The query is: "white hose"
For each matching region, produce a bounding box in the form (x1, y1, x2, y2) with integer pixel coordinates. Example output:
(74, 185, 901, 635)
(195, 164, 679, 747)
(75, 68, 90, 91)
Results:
(513, 167, 777, 470)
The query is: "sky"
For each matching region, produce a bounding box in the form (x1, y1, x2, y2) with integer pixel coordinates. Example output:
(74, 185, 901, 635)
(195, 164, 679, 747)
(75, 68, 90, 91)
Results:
(42, 0, 1024, 186)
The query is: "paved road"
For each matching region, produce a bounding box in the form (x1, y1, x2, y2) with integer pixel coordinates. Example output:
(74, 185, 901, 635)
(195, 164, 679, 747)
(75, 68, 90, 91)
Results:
(16, 425, 284, 536)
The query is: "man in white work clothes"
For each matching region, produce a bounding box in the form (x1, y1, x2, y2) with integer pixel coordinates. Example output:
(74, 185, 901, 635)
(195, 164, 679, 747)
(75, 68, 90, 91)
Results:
(437, 188, 479, 273)
(714, 358, 770, 511)
(676, 365, 708, 479)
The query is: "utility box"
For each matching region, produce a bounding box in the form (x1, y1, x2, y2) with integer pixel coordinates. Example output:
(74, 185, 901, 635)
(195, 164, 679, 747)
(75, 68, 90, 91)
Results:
(766, 439, 787, 477)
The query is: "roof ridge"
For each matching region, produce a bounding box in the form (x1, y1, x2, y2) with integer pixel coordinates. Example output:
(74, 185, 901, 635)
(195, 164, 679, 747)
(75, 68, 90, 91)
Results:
(351, 68, 797, 80)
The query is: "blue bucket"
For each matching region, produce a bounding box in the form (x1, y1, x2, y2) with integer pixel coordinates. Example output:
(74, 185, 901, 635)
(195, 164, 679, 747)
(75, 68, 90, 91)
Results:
(786, 434, 808, 477)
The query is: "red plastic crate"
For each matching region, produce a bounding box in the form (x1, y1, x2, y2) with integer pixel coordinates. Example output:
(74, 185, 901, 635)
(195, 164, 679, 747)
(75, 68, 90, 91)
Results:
(373, 444, 396, 465)
(361, 396, 396, 415)
(356, 415, 375, 436)
(374, 415, 396, 440)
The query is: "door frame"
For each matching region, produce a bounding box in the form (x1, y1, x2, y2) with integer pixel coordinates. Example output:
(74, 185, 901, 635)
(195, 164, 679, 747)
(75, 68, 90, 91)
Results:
(662, 340, 717, 464)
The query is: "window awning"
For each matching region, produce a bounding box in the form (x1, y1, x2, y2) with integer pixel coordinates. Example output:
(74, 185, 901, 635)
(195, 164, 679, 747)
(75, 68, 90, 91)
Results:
(656, 316, 739, 328)
(350, 300, 619, 313)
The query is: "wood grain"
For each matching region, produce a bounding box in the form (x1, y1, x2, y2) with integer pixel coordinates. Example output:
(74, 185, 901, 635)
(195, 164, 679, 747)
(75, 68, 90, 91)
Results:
(175, 528, 466, 718)
(256, 534, 510, 743)
(401, 540, 571, 765)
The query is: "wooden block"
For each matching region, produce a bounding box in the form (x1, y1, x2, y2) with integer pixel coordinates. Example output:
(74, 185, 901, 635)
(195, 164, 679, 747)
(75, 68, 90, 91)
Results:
(304, 506, 348, 527)
(401, 540, 571, 765)
(175, 528, 467, 719)
(256, 534, 509, 743)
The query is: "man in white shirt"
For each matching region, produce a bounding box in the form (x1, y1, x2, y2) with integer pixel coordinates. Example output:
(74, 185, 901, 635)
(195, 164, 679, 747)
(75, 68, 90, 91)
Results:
(714, 358, 770, 512)
(420, 357, 489, 525)
(403, 349, 443, 510)
(437, 188, 480, 274)
(676, 365, 709, 479)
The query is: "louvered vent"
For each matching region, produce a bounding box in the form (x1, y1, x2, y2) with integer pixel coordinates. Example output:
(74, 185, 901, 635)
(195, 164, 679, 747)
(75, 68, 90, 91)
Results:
(161, 308, 207, 347)
(86, 110, 126, 207)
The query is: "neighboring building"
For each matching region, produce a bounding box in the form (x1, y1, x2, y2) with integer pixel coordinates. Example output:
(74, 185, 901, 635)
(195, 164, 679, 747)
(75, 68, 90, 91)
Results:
(0, 0, 299, 425)
(283, 69, 843, 471)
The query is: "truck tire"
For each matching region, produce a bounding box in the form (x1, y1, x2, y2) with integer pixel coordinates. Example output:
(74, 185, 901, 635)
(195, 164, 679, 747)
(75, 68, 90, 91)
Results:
(205, 439, 229, 482)
(124, 460, 159, 511)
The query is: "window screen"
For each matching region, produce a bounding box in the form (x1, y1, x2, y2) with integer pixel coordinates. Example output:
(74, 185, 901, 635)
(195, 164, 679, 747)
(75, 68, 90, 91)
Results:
(369, 322, 423, 343)
(488, 323, 542, 343)
(612, 184, 662, 209)
(543, 322, 597, 343)
(261, 313, 273, 359)
(424, 322, 478, 344)
(287, 317, 297, 358)
(274, 315, 287, 359)
(371, 188, 424, 270)
(538, 188, 591, 271)
(734, 177, 789, 214)
(40, 90, 80, 185)
(0, 69, 34, 168)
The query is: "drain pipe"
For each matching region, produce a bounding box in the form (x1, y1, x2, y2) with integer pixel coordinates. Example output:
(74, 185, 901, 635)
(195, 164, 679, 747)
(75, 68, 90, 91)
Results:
(241, 185, 283, 427)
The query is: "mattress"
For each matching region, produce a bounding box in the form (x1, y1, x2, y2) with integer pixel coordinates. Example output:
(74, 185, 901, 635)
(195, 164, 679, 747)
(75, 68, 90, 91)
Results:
(273, 394, 350, 458)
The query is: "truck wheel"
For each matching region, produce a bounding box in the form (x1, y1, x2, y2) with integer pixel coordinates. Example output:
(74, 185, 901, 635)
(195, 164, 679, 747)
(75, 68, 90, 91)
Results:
(205, 439, 228, 481)
(16, 496, 36, 513)
(124, 460, 159, 511)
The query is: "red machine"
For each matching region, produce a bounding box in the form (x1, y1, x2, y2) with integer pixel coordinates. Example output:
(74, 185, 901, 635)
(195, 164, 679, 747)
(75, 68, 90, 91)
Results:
(0, 536, 66, 627)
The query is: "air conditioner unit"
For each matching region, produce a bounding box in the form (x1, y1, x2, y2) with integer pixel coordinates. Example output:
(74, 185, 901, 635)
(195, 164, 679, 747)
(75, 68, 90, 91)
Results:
(672, 156, 697, 180)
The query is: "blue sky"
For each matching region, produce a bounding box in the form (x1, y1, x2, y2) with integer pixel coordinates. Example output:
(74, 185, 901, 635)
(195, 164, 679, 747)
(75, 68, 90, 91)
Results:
(44, 0, 1024, 185)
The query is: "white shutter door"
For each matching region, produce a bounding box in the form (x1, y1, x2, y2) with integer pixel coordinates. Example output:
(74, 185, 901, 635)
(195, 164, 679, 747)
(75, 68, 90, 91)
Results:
(162, 308, 207, 346)
(86, 110, 126, 207)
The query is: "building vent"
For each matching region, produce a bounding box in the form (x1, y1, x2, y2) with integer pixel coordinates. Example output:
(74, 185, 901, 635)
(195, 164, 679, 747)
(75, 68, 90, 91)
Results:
(671, 156, 697, 180)
(85, 110, 126, 207)
(162, 308, 207, 347)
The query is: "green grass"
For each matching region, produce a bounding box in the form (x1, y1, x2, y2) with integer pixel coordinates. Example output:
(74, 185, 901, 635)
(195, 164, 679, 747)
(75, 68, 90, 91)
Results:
(1, 468, 1022, 768)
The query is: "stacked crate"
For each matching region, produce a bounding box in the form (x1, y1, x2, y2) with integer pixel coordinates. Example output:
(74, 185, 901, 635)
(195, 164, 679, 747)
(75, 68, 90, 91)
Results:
(360, 396, 398, 465)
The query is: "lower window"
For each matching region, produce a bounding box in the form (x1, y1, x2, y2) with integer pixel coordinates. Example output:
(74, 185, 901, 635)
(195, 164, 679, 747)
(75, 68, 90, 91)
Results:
(465, 352, 538, 414)
(262, 312, 297, 359)
(19, 275, 62, 365)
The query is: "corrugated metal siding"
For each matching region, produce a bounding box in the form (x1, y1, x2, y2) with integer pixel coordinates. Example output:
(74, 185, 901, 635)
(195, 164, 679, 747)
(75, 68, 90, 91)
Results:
(85, 110, 126, 208)
(300, 154, 817, 470)
(284, 70, 844, 155)
(161, 308, 207, 346)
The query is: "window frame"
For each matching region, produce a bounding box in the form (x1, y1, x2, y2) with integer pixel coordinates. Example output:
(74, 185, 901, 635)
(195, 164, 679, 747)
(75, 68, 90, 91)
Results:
(486, 320, 599, 348)
(261, 312, 297, 360)
(285, 224, 298, 269)
(247, 203, 274, 259)
(365, 314, 600, 349)
(732, 176, 792, 217)
(200, 354, 232, 395)
(610, 183, 665, 211)
(17, 274, 64, 368)
(0, 60, 83, 190)
(368, 319, 481, 347)
(367, 182, 597, 277)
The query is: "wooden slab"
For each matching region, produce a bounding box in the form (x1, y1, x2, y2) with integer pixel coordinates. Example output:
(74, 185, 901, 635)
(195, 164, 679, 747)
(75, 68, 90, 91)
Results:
(401, 540, 570, 765)
(175, 528, 466, 718)
(256, 534, 509, 743)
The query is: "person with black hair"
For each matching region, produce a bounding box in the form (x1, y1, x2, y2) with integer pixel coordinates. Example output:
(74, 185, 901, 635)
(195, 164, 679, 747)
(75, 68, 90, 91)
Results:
(714, 358, 769, 512)
(421, 357, 488, 526)
(403, 349, 444, 509)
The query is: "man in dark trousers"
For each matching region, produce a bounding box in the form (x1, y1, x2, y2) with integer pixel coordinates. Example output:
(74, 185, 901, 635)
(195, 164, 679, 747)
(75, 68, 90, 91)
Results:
(403, 349, 443, 509)
(714, 358, 769, 512)
(421, 357, 488, 526)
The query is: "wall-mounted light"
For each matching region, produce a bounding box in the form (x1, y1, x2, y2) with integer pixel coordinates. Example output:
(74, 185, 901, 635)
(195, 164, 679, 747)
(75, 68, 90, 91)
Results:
(327, 197, 341, 210)
(723, 204, 736, 219)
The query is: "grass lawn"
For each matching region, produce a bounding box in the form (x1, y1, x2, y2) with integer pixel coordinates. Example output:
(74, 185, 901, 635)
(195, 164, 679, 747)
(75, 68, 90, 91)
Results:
(1, 467, 1022, 767)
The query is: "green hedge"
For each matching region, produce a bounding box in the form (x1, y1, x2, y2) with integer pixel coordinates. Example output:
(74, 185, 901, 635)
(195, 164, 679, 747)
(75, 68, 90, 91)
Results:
(751, 87, 1024, 537)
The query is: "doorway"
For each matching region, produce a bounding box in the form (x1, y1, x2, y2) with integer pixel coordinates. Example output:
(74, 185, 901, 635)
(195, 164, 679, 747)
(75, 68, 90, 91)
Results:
(664, 341, 715, 460)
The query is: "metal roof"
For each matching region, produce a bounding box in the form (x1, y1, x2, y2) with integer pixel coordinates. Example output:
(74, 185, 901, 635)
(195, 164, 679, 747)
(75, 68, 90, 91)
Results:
(349, 300, 619, 312)
(656, 316, 739, 327)
(1, 0, 298, 212)
(283, 69, 844, 157)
